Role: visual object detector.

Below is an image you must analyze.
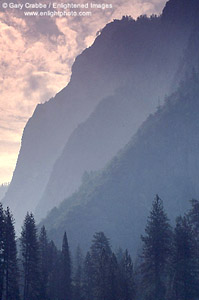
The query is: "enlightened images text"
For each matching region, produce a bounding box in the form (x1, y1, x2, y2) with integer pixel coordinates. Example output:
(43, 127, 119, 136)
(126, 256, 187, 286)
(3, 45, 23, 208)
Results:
(7, 2, 113, 10)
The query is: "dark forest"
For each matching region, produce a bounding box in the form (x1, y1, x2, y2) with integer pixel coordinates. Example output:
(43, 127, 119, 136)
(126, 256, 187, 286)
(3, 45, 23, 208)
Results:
(1, 195, 199, 300)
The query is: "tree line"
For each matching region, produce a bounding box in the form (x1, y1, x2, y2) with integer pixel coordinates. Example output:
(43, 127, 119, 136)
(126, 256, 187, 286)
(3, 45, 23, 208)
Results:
(0, 195, 199, 300)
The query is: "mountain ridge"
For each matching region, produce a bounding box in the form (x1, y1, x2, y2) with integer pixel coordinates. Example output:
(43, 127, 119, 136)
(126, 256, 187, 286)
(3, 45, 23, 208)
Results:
(35, 0, 198, 219)
(3, 0, 199, 231)
(41, 72, 199, 255)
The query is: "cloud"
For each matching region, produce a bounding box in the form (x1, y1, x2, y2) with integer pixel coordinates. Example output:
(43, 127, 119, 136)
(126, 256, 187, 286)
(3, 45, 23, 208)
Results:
(0, 0, 167, 183)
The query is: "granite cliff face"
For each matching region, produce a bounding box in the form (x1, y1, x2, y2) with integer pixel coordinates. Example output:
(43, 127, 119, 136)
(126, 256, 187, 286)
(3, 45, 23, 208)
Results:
(39, 0, 199, 253)
(42, 73, 199, 255)
(3, 0, 199, 231)
(36, 0, 199, 219)
(3, 17, 136, 227)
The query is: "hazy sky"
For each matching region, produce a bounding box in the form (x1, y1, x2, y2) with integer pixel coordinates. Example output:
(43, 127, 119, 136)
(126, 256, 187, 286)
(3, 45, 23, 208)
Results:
(0, 0, 166, 184)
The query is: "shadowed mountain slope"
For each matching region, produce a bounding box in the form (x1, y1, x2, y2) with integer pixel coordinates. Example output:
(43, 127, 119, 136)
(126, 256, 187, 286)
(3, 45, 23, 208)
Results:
(41, 71, 199, 255)
(3, 0, 199, 231)
(35, 0, 199, 219)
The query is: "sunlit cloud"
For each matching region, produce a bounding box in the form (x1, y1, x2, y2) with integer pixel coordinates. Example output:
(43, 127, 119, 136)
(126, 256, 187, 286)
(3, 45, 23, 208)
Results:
(0, 0, 166, 183)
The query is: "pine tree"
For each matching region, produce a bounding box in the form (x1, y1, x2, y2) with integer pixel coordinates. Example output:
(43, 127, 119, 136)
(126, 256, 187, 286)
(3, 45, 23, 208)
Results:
(187, 199, 199, 254)
(171, 216, 199, 300)
(0, 203, 5, 299)
(38, 226, 49, 300)
(20, 212, 40, 300)
(91, 232, 112, 260)
(119, 250, 135, 300)
(73, 245, 83, 300)
(3, 207, 20, 300)
(116, 247, 124, 264)
(48, 241, 60, 300)
(141, 195, 172, 300)
(188, 199, 199, 224)
(60, 232, 71, 300)
(185, 199, 199, 298)
(107, 253, 120, 300)
(82, 251, 93, 300)
(90, 232, 112, 300)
